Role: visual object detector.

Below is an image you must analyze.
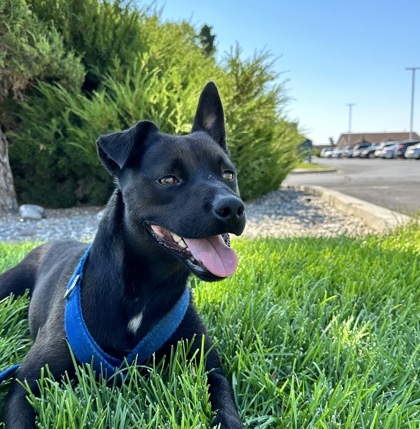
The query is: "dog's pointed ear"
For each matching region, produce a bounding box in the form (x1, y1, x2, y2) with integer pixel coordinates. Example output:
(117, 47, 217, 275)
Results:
(192, 82, 226, 150)
(96, 121, 158, 175)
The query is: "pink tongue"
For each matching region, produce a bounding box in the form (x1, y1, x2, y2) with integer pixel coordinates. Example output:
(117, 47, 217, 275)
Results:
(183, 235, 238, 278)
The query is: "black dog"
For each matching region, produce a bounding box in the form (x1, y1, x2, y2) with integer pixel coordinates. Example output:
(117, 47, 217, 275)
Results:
(0, 82, 245, 428)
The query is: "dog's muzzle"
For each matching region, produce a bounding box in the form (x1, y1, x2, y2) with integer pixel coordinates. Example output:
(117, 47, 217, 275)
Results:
(212, 194, 246, 236)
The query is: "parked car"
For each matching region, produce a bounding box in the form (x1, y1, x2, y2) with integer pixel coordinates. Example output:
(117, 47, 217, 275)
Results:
(320, 148, 333, 158)
(394, 140, 420, 158)
(331, 147, 345, 158)
(350, 142, 371, 158)
(374, 142, 396, 157)
(382, 143, 398, 159)
(404, 142, 420, 159)
(359, 144, 377, 158)
(342, 145, 353, 157)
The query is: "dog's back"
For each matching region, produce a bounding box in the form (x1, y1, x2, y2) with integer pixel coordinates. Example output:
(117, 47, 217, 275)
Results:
(0, 244, 47, 300)
(0, 241, 87, 337)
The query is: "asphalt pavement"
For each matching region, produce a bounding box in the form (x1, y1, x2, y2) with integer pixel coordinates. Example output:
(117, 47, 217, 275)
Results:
(284, 157, 420, 215)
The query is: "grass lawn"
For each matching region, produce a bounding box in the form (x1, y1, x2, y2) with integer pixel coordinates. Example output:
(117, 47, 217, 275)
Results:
(0, 225, 419, 428)
(295, 162, 332, 171)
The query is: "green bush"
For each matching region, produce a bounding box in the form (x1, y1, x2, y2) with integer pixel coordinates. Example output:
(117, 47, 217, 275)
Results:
(9, 21, 222, 206)
(26, 0, 147, 93)
(8, 83, 112, 207)
(7, 0, 301, 207)
(312, 147, 323, 157)
(221, 47, 300, 200)
(0, 0, 85, 125)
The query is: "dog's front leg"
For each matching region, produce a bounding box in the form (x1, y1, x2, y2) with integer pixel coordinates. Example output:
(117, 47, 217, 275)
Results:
(2, 335, 73, 429)
(181, 312, 243, 428)
(207, 363, 243, 429)
(187, 336, 243, 428)
(3, 379, 37, 429)
(199, 336, 242, 428)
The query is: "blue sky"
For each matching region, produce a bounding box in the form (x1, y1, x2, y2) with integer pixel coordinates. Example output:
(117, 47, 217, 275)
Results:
(160, 0, 420, 145)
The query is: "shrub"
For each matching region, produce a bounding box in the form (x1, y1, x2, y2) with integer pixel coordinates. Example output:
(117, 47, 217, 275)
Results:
(8, 83, 112, 207)
(312, 147, 323, 157)
(26, 0, 147, 93)
(221, 47, 301, 200)
(7, 2, 301, 207)
(0, 0, 85, 123)
(9, 21, 222, 207)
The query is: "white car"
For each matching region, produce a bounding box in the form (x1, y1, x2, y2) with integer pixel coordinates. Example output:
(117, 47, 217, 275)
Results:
(374, 142, 397, 157)
(320, 148, 333, 158)
(331, 148, 345, 158)
(382, 144, 397, 159)
(404, 142, 420, 159)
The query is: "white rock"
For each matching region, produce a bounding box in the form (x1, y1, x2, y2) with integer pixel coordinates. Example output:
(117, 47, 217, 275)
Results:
(19, 204, 45, 221)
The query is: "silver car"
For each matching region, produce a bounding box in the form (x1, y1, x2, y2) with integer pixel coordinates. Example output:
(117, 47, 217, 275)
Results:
(404, 142, 420, 159)
(374, 142, 396, 157)
(382, 143, 397, 159)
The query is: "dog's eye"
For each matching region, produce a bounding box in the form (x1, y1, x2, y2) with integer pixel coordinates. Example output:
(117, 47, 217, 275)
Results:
(222, 170, 235, 181)
(158, 176, 178, 186)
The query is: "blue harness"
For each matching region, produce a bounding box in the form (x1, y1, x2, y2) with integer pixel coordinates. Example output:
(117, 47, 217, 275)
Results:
(0, 246, 190, 382)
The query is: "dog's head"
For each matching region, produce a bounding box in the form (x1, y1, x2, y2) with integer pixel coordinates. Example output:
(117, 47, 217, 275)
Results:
(96, 83, 246, 281)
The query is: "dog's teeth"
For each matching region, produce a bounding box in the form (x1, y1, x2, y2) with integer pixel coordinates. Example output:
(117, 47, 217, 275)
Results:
(151, 225, 164, 237)
(171, 232, 182, 243)
(178, 239, 187, 249)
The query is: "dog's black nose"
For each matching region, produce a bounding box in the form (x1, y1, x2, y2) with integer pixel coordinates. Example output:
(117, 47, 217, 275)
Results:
(213, 196, 245, 230)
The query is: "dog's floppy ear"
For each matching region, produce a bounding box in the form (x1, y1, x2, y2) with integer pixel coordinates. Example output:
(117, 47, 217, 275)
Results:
(96, 121, 158, 175)
(192, 82, 226, 150)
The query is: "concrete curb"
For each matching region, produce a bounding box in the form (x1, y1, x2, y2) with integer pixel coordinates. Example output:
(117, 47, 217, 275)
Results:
(286, 185, 413, 233)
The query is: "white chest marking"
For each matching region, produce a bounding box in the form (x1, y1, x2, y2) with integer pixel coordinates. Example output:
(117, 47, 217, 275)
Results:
(128, 312, 143, 334)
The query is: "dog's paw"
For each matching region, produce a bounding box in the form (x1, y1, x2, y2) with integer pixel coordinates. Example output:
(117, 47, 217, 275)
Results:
(215, 415, 243, 429)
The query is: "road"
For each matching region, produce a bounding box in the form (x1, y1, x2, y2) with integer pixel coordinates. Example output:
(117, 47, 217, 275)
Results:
(283, 158, 420, 215)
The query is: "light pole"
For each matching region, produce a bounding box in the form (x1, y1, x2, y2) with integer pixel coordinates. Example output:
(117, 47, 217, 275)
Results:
(346, 103, 355, 146)
(405, 67, 420, 141)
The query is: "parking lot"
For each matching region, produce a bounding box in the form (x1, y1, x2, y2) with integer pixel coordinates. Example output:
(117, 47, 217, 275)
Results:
(320, 141, 420, 159)
(284, 157, 420, 215)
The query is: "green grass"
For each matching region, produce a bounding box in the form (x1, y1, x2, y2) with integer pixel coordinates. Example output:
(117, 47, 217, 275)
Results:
(0, 225, 419, 428)
(295, 162, 332, 171)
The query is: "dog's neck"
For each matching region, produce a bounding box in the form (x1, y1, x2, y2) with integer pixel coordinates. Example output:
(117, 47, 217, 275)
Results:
(81, 189, 190, 357)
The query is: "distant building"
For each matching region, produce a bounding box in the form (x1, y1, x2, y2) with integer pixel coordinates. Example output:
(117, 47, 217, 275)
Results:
(336, 132, 420, 147)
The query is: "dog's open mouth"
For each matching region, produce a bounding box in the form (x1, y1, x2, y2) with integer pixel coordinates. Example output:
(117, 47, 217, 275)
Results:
(149, 225, 238, 278)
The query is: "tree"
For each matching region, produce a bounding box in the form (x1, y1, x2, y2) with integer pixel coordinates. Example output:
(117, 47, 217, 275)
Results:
(198, 24, 216, 57)
(0, 127, 17, 213)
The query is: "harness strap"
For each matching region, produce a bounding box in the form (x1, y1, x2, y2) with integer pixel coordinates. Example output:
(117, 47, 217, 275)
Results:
(65, 246, 190, 376)
(0, 364, 20, 383)
(64, 246, 122, 375)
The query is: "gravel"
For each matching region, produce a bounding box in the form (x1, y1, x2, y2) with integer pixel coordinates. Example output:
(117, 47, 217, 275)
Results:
(0, 189, 375, 243)
(243, 188, 375, 238)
